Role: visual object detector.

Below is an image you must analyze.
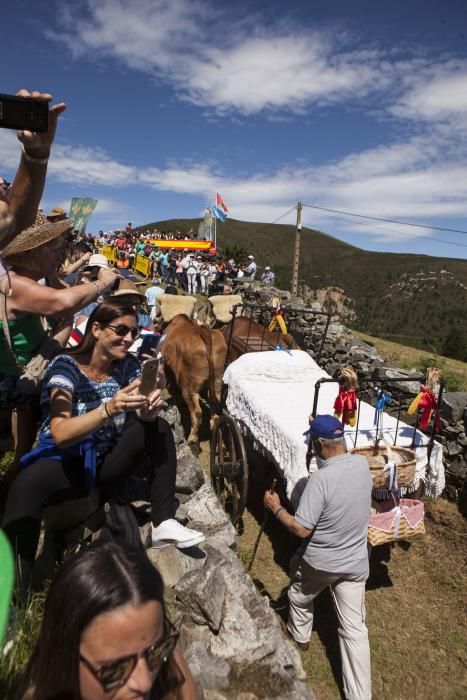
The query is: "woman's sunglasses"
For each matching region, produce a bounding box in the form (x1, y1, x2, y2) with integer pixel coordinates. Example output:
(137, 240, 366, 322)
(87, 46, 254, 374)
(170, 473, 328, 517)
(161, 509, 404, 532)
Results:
(80, 621, 179, 692)
(103, 323, 140, 340)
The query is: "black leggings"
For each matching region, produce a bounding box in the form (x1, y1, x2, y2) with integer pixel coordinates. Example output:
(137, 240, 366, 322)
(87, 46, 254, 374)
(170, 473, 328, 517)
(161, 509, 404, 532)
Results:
(2, 416, 176, 590)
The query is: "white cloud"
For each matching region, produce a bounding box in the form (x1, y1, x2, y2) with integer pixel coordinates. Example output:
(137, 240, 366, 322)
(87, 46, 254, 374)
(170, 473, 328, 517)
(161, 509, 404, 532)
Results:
(54, 0, 391, 116)
(392, 61, 467, 122)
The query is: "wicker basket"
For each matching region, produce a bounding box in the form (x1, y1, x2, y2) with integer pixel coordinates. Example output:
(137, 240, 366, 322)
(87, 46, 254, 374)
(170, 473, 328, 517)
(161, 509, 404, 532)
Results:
(351, 445, 416, 489)
(368, 498, 425, 546)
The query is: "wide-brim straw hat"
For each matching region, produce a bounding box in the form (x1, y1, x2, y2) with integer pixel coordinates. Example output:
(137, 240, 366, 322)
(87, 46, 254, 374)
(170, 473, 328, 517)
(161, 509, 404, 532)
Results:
(2, 210, 73, 258)
(111, 278, 146, 302)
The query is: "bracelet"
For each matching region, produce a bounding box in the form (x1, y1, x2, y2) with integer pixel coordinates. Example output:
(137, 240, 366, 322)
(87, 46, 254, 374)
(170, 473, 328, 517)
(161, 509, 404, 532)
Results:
(98, 403, 110, 422)
(274, 506, 286, 519)
(21, 145, 50, 165)
(103, 401, 113, 419)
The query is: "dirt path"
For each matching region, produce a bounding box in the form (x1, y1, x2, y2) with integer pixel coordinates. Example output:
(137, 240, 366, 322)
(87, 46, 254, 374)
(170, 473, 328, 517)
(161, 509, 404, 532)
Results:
(198, 439, 467, 700)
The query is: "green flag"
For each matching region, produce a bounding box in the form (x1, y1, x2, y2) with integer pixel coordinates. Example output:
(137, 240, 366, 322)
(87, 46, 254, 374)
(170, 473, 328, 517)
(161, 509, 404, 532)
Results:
(69, 197, 98, 234)
(0, 531, 14, 645)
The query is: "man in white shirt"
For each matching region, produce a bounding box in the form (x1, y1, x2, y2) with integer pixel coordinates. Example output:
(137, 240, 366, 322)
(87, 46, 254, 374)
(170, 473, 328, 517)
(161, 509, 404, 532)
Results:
(145, 277, 165, 308)
(244, 255, 257, 279)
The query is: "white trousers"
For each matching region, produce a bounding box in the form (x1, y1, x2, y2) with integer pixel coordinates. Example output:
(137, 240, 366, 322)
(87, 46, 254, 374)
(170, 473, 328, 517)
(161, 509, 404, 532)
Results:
(288, 558, 371, 700)
(187, 273, 197, 293)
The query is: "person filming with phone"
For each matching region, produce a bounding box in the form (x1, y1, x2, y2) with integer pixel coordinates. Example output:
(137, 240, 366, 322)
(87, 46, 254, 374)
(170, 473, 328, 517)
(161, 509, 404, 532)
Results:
(2, 297, 205, 596)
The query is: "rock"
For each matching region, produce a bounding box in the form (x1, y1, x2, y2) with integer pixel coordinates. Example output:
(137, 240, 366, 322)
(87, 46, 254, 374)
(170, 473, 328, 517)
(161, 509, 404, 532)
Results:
(202, 520, 237, 550)
(458, 433, 467, 447)
(184, 641, 230, 691)
(146, 545, 206, 588)
(379, 367, 422, 396)
(176, 443, 205, 494)
(441, 392, 467, 424)
(447, 442, 463, 458)
(184, 483, 231, 528)
(160, 404, 185, 444)
(175, 545, 226, 632)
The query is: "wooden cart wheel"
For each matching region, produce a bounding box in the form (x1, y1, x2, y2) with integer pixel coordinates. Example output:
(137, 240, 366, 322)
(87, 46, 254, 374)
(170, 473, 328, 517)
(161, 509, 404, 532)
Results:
(210, 415, 249, 530)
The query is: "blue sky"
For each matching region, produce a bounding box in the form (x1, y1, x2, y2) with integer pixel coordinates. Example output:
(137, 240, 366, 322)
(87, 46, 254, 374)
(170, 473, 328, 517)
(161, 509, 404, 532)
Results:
(1, 0, 467, 259)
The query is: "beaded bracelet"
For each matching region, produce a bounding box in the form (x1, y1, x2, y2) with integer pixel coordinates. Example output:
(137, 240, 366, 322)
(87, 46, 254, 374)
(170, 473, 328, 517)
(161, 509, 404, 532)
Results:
(274, 506, 286, 519)
(21, 145, 50, 165)
(98, 403, 109, 422)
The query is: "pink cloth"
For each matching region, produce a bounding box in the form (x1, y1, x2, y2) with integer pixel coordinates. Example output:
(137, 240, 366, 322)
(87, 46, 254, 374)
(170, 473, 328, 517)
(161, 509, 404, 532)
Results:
(369, 498, 424, 533)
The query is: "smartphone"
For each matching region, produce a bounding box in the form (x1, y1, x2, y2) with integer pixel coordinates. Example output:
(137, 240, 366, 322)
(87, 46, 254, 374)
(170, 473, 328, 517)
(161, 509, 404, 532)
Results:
(0, 93, 49, 132)
(138, 333, 160, 360)
(140, 358, 160, 397)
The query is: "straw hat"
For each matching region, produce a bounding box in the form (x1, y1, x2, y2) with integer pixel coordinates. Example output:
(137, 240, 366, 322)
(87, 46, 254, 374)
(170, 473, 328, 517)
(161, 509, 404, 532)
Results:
(111, 278, 146, 302)
(47, 206, 67, 220)
(84, 253, 109, 270)
(2, 210, 73, 258)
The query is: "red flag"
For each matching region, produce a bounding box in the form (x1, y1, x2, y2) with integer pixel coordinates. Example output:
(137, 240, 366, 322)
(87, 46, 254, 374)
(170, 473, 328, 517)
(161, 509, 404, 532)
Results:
(216, 192, 229, 212)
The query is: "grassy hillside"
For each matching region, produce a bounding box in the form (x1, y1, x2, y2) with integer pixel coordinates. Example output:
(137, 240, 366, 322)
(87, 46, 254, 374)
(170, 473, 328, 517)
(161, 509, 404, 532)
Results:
(134, 218, 467, 359)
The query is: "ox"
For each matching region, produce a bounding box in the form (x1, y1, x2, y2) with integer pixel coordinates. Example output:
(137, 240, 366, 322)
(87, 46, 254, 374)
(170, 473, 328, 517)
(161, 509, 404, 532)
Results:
(161, 314, 227, 445)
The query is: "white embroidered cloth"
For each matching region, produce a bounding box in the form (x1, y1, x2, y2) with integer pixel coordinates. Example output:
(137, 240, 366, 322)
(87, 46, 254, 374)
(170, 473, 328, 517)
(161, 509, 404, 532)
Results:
(223, 350, 444, 502)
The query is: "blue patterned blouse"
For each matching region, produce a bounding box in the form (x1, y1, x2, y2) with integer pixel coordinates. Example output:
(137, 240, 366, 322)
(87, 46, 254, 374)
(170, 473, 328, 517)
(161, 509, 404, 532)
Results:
(39, 354, 140, 456)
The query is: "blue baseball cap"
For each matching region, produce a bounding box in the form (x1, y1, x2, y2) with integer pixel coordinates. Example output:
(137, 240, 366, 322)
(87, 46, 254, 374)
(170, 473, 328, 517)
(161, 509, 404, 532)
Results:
(308, 415, 344, 439)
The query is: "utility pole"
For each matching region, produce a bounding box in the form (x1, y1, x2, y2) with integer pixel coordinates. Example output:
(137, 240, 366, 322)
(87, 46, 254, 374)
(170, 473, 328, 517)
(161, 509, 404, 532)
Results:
(291, 200, 302, 296)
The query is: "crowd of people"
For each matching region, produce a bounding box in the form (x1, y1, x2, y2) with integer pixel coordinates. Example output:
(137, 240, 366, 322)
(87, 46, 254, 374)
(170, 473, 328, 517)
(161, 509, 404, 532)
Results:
(93, 228, 276, 293)
(0, 90, 371, 700)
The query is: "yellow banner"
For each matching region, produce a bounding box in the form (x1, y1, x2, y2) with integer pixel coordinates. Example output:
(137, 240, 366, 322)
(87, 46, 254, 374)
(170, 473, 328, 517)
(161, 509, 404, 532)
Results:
(101, 245, 117, 262)
(148, 239, 214, 251)
(135, 254, 152, 277)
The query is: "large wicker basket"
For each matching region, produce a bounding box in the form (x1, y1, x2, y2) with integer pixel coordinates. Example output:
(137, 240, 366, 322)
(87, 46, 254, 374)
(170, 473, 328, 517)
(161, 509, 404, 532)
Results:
(368, 498, 425, 546)
(351, 445, 416, 489)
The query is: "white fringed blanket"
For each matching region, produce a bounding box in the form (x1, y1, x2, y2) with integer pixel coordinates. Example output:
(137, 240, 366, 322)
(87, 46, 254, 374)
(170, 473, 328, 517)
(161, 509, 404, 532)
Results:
(223, 351, 444, 502)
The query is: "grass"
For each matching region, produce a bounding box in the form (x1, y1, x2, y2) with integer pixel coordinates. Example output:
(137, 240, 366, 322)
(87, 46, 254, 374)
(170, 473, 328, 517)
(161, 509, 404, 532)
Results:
(196, 441, 467, 700)
(354, 331, 467, 391)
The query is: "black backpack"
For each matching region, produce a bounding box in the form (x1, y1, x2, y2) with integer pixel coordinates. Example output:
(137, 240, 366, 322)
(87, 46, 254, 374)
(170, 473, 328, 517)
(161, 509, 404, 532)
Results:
(98, 500, 145, 551)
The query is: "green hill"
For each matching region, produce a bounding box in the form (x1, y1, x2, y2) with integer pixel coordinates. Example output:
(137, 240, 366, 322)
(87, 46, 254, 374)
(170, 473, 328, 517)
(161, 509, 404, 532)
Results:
(133, 217, 467, 360)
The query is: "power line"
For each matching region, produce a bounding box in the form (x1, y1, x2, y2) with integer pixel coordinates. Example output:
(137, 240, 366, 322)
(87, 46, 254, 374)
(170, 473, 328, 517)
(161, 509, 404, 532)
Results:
(302, 205, 467, 249)
(244, 204, 297, 239)
(302, 202, 467, 236)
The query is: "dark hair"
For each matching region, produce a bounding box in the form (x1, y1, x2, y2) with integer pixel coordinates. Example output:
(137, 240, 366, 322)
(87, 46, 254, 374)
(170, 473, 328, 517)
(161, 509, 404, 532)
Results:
(19, 542, 182, 700)
(68, 297, 138, 358)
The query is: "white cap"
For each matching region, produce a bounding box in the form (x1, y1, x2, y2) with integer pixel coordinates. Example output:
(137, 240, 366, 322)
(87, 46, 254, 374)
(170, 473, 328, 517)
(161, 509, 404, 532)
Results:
(84, 254, 109, 269)
(248, 255, 254, 259)
(265, 266, 270, 270)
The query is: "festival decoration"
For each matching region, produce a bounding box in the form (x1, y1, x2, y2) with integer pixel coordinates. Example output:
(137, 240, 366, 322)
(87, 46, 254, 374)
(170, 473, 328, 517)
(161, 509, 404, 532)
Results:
(333, 366, 358, 426)
(268, 306, 287, 334)
(373, 389, 392, 427)
(407, 367, 442, 431)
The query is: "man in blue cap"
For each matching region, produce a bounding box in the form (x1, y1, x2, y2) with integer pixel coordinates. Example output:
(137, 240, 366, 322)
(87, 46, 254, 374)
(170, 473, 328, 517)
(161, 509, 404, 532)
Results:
(264, 414, 372, 700)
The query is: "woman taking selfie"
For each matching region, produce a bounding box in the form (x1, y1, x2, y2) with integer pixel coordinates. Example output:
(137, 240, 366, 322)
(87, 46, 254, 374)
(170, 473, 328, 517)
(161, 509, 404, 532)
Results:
(19, 541, 199, 700)
(2, 297, 204, 594)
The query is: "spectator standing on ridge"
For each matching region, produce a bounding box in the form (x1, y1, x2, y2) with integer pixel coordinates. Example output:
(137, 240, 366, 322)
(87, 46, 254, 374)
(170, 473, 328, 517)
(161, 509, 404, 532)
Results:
(244, 255, 257, 279)
(263, 415, 372, 700)
(186, 255, 198, 294)
(261, 266, 275, 285)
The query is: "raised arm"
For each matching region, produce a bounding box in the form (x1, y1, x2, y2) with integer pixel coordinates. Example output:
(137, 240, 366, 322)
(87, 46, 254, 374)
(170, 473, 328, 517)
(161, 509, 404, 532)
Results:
(4, 90, 66, 247)
(7, 267, 118, 317)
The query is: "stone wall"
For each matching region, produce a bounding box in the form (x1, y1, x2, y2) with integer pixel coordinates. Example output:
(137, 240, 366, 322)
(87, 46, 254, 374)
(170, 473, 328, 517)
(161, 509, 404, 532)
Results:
(238, 280, 467, 511)
(39, 401, 312, 700)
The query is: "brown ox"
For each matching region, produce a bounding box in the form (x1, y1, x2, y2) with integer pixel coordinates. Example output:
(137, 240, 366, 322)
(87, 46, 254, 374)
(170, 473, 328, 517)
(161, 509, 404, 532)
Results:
(222, 316, 300, 362)
(161, 314, 227, 445)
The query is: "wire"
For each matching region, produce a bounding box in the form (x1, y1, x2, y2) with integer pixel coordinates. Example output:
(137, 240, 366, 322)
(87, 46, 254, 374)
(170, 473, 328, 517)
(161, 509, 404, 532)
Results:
(243, 204, 297, 239)
(302, 202, 467, 236)
(302, 205, 467, 249)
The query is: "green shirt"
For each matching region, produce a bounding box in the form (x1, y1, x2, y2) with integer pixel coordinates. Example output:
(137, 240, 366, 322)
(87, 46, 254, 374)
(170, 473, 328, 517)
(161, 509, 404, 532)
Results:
(0, 314, 45, 376)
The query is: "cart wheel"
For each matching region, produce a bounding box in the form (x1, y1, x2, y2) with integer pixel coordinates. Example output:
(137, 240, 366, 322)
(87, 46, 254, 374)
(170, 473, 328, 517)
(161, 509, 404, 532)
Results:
(210, 415, 249, 530)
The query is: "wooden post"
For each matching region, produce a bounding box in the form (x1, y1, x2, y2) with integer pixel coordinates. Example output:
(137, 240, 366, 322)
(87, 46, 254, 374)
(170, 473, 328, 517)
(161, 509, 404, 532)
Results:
(291, 201, 302, 296)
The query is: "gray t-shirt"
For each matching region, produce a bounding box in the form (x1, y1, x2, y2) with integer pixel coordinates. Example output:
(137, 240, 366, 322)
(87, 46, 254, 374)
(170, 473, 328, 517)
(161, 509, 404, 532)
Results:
(295, 453, 372, 575)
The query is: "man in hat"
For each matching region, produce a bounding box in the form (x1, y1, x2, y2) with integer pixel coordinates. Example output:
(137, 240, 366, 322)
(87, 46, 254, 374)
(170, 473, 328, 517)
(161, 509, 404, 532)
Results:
(243, 255, 257, 279)
(260, 265, 275, 285)
(264, 415, 372, 700)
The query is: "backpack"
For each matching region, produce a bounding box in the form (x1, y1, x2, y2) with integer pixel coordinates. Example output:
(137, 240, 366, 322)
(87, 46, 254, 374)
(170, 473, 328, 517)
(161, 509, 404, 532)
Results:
(98, 500, 145, 551)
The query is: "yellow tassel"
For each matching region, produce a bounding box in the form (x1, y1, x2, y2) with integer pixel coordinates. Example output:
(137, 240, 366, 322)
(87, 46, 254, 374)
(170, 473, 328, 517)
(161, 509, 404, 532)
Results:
(348, 411, 356, 427)
(407, 392, 423, 416)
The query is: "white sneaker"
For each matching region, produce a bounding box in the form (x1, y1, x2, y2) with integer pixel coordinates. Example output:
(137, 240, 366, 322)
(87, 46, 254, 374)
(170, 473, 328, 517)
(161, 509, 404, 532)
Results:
(151, 519, 205, 549)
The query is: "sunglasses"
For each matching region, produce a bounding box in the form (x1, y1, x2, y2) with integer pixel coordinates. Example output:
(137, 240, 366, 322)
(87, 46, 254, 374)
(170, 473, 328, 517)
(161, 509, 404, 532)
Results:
(80, 621, 179, 692)
(103, 323, 140, 340)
